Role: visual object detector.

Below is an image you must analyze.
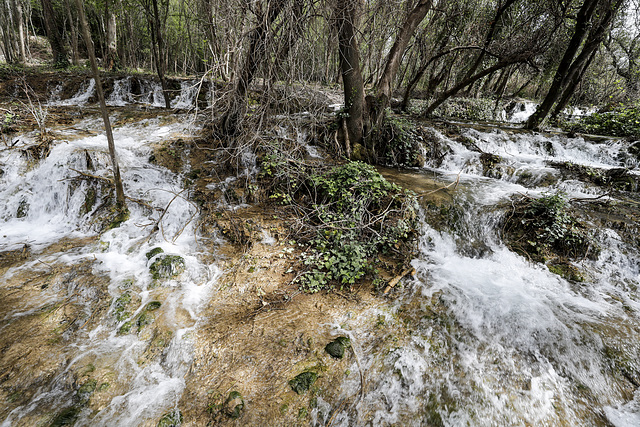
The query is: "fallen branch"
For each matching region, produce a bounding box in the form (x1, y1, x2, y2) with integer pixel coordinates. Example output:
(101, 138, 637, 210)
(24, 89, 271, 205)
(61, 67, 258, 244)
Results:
(383, 267, 416, 294)
(68, 168, 113, 183)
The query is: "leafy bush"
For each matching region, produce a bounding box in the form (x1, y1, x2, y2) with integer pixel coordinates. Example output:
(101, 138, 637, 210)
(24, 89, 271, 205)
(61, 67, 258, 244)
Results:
(502, 192, 597, 261)
(564, 105, 640, 137)
(377, 115, 424, 167)
(301, 162, 418, 292)
(259, 155, 418, 293)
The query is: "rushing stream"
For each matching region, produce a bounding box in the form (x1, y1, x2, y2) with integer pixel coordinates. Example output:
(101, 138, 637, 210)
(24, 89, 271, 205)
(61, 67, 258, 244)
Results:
(0, 80, 219, 425)
(1, 79, 639, 426)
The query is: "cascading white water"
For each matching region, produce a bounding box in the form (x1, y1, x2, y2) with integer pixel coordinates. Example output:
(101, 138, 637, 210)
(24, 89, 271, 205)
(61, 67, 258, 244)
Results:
(0, 114, 219, 425)
(106, 77, 133, 106)
(324, 127, 640, 426)
(50, 79, 96, 106)
(171, 81, 198, 109)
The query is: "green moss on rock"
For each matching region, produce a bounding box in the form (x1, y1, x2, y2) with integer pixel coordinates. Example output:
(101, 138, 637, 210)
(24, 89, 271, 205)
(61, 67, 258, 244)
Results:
(149, 254, 185, 280)
(325, 336, 351, 359)
(157, 409, 183, 427)
(289, 371, 317, 394)
(145, 247, 164, 260)
(223, 391, 245, 419)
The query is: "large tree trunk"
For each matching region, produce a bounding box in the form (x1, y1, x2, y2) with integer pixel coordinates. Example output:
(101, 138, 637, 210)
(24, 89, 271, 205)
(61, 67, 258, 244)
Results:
(334, 0, 366, 156)
(41, 0, 69, 68)
(74, 0, 127, 217)
(13, 0, 26, 62)
(524, 0, 600, 129)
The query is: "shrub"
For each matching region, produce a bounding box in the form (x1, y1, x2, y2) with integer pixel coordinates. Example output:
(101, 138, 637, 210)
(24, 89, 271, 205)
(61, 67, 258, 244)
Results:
(564, 105, 640, 137)
(502, 192, 598, 261)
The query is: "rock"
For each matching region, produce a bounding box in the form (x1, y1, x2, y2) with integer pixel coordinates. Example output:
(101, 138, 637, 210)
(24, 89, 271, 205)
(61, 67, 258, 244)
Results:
(325, 336, 351, 359)
(223, 391, 245, 419)
(157, 410, 183, 427)
(148, 254, 185, 280)
(146, 247, 164, 260)
(289, 371, 317, 394)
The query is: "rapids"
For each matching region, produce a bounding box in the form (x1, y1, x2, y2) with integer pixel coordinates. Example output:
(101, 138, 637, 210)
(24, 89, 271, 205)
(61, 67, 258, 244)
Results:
(1, 79, 639, 426)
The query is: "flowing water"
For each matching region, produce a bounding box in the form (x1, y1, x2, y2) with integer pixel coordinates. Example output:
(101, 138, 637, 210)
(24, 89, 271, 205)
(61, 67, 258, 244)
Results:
(323, 127, 640, 426)
(0, 85, 217, 424)
(1, 80, 639, 426)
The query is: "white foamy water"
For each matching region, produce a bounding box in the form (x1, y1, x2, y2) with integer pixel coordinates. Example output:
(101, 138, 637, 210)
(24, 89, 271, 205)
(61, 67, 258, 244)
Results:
(327, 124, 640, 425)
(0, 114, 219, 426)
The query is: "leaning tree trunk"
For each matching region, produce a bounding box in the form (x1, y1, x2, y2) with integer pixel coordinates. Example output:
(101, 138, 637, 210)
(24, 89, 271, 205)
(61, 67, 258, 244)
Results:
(41, 0, 69, 68)
(75, 0, 127, 217)
(151, 0, 170, 108)
(423, 59, 518, 116)
(524, 0, 599, 129)
(370, 0, 433, 129)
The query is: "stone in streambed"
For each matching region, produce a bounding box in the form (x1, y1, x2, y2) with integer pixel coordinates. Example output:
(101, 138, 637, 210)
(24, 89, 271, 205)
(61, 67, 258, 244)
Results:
(289, 371, 317, 394)
(325, 336, 351, 359)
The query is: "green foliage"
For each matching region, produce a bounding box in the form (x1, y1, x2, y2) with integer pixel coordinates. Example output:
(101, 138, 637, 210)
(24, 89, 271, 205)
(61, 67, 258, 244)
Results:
(378, 115, 424, 167)
(565, 105, 640, 137)
(503, 192, 597, 261)
(289, 371, 318, 394)
(300, 162, 418, 292)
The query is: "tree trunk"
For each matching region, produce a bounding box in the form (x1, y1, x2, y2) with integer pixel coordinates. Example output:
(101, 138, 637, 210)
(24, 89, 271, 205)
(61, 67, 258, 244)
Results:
(218, 0, 288, 135)
(335, 0, 366, 156)
(550, 48, 597, 119)
(372, 0, 434, 127)
(41, 0, 69, 68)
(151, 0, 170, 108)
(63, 0, 80, 66)
(13, 0, 26, 62)
(524, 0, 599, 129)
(105, 0, 119, 71)
(74, 0, 127, 216)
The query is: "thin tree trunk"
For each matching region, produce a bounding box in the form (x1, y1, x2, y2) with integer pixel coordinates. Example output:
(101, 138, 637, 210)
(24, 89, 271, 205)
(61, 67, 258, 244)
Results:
(218, 0, 288, 135)
(370, 0, 433, 128)
(105, 0, 119, 70)
(63, 0, 79, 66)
(74, 0, 127, 216)
(423, 60, 517, 116)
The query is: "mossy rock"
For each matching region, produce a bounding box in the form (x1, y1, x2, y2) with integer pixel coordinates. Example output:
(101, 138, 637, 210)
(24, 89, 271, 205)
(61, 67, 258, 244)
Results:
(223, 391, 245, 419)
(118, 320, 133, 335)
(547, 259, 584, 282)
(16, 199, 29, 218)
(145, 301, 162, 311)
(113, 291, 132, 321)
(149, 254, 185, 280)
(76, 379, 97, 403)
(289, 371, 317, 394)
(50, 406, 81, 426)
(146, 247, 164, 260)
(325, 336, 351, 359)
(157, 409, 183, 427)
